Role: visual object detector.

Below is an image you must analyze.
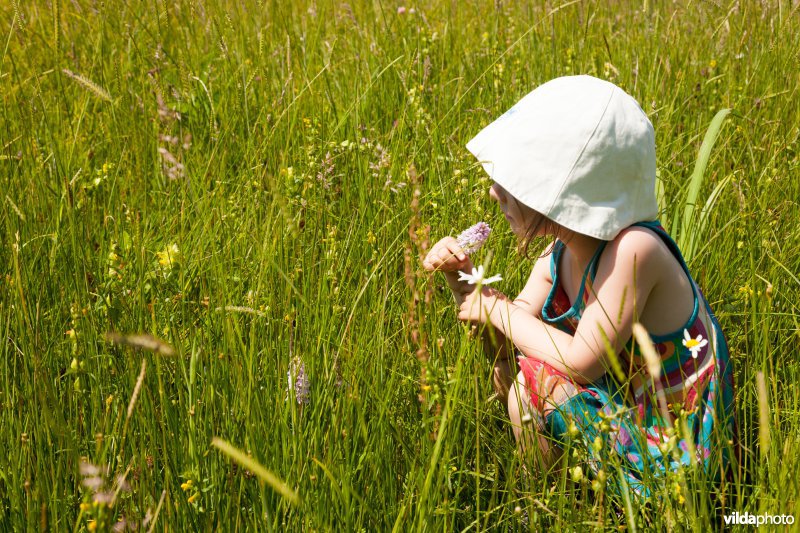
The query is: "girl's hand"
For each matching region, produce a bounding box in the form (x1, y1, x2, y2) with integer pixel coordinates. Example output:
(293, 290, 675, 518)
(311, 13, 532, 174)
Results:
(458, 287, 504, 325)
(422, 236, 472, 273)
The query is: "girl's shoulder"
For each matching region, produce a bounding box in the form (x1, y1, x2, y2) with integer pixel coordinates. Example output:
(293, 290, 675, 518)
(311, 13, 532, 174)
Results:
(613, 224, 665, 248)
(591, 223, 688, 295)
(601, 225, 671, 273)
(521, 241, 555, 291)
(595, 224, 696, 335)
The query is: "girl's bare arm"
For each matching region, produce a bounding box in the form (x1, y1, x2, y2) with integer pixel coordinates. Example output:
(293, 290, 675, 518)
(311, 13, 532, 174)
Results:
(479, 246, 554, 399)
(477, 230, 662, 384)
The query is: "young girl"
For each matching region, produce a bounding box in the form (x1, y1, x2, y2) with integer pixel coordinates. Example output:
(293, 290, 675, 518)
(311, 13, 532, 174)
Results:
(423, 75, 736, 497)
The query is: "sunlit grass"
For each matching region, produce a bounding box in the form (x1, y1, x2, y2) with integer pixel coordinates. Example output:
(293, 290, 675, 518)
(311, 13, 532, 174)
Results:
(1, 0, 799, 530)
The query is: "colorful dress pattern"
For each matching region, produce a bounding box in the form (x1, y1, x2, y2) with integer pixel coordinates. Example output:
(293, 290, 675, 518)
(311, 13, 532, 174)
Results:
(517, 221, 736, 498)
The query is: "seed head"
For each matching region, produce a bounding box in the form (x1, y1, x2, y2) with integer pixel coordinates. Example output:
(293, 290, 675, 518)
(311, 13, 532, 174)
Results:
(288, 356, 310, 405)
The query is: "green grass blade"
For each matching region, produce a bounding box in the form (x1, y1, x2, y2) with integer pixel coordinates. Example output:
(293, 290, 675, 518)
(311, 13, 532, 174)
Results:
(678, 108, 731, 262)
(211, 437, 300, 506)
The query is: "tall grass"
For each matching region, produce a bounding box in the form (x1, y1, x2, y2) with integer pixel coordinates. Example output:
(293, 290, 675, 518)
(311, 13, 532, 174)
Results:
(1, 0, 799, 530)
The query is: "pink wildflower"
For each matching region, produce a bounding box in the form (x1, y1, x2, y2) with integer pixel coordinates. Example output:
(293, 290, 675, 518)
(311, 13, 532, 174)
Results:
(456, 222, 491, 255)
(288, 357, 310, 405)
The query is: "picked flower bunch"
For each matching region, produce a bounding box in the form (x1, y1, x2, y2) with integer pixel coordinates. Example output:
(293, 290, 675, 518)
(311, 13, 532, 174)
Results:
(456, 221, 491, 255)
(455, 222, 502, 286)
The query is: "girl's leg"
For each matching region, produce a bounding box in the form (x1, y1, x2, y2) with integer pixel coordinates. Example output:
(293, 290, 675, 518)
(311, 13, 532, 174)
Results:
(481, 329, 515, 403)
(507, 368, 580, 473)
(491, 355, 515, 403)
(507, 371, 557, 472)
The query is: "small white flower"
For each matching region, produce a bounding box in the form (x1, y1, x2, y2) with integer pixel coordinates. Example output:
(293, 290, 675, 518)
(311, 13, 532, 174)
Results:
(682, 329, 708, 359)
(457, 265, 502, 286)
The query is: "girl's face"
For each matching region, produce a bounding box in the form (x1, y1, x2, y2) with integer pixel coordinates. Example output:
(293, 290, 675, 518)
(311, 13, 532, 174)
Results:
(489, 182, 543, 238)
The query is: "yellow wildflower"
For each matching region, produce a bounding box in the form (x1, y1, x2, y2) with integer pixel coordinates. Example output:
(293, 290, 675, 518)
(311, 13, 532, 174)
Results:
(157, 244, 181, 269)
(567, 421, 580, 439)
(672, 481, 685, 504)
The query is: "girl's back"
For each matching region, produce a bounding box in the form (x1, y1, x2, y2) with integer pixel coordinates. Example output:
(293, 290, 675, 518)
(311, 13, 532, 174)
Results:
(554, 225, 695, 338)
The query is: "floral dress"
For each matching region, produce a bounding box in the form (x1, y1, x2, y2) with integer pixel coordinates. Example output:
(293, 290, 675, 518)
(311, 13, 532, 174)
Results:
(517, 221, 736, 498)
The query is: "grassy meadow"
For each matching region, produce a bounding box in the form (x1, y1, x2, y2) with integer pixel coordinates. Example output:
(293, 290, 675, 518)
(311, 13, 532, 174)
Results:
(2, 0, 800, 530)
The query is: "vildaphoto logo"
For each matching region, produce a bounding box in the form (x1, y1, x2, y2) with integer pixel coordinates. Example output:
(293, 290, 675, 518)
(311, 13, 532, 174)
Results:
(723, 512, 795, 526)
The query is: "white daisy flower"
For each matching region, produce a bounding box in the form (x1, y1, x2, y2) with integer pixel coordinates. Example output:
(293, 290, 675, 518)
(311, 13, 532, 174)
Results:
(457, 265, 502, 286)
(682, 329, 708, 359)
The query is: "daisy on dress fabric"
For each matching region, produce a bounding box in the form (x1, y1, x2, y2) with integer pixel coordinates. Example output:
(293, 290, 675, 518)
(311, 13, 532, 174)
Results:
(682, 329, 708, 358)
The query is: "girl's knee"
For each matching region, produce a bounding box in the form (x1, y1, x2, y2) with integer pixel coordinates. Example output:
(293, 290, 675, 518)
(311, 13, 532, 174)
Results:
(518, 364, 580, 417)
(543, 380, 580, 416)
(508, 371, 552, 428)
(507, 371, 535, 427)
(508, 371, 564, 471)
(491, 357, 516, 402)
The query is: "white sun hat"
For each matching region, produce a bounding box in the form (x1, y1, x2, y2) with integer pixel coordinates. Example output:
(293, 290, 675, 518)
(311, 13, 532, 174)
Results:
(466, 75, 657, 241)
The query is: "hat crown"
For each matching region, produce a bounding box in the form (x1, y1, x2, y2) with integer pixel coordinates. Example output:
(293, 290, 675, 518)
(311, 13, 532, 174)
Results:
(466, 75, 657, 240)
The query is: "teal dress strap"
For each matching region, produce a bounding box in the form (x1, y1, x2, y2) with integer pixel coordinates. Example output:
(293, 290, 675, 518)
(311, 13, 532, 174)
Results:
(548, 240, 564, 280)
(542, 239, 607, 323)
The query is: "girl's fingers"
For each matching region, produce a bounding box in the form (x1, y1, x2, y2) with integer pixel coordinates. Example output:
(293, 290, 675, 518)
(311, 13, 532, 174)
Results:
(439, 244, 467, 266)
(421, 237, 469, 272)
(422, 249, 450, 271)
(437, 247, 460, 268)
(447, 243, 467, 262)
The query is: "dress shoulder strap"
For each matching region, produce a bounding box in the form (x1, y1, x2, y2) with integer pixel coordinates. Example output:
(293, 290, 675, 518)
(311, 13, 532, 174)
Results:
(549, 240, 565, 280)
(587, 221, 692, 280)
(630, 221, 694, 279)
